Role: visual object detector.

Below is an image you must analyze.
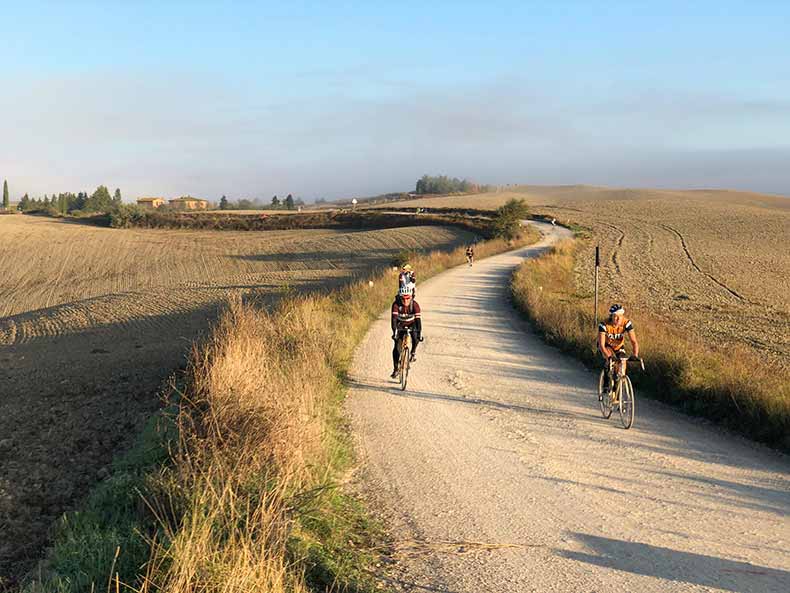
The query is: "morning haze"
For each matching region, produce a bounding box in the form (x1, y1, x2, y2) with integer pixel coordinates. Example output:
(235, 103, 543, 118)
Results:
(2, 1, 789, 200)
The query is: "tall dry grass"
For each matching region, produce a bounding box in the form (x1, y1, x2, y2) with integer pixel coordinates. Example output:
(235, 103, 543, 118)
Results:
(106, 231, 539, 592)
(511, 240, 790, 450)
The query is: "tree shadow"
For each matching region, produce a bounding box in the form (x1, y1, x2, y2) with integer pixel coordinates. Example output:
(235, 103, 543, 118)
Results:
(646, 468, 790, 518)
(558, 533, 790, 593)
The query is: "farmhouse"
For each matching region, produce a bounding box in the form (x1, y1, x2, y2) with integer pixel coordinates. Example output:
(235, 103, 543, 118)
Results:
(136, 197, 166, 209)
(169, 196, 209, 210)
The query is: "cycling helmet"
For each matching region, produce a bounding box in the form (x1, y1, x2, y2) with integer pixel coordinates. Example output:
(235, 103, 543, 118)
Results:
(399, 283, 414, 297)
(402, 264, 413, 271)
(609, 304, 625, 316)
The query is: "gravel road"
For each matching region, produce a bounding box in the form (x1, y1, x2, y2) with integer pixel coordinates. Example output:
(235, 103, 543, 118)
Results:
(347, 222, 789, 593)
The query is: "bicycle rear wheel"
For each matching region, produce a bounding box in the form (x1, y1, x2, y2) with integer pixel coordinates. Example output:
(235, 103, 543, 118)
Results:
(598, 370, 613, 419)
(400, 347, 410, 391)
(618, 376, 635, 429)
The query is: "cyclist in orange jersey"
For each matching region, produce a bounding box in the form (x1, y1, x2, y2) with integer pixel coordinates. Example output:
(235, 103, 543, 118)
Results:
(598, 303, 640, 394)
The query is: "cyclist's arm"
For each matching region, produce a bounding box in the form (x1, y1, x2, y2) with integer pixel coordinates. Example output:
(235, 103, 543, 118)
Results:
(413, 302, 422, 334)
(597, 325, 612, 358)
(391, 302, 399, 334)
(627, 328, 639, 358)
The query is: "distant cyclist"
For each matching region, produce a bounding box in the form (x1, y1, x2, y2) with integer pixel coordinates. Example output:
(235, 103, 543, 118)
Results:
(466, 245, 475, 266)
(398, 263, 416, 296)
(598, 304, 640, 396)
(390, 283, 422, 378)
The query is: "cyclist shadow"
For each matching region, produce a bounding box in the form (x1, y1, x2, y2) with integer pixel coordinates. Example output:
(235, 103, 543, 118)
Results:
(557, 532, 789, 593)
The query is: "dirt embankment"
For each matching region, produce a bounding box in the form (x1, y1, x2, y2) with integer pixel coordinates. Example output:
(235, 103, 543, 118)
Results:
(0, 216, 472, 587)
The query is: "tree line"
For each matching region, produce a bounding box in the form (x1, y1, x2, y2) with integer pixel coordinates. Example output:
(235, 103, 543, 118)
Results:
(415, 175, 493, 195)
(16, 185, 122, 214)
(218, 193, 304, 211)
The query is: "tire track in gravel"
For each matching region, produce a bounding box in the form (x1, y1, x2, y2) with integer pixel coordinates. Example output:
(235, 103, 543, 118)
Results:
(661, 224, 748, 302)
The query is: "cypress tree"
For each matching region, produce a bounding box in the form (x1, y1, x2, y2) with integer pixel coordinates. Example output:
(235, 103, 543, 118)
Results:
(2, 180, 9, 210)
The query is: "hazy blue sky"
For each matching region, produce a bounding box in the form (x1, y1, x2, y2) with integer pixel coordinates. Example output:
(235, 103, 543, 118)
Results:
(2, 0, 789, 200)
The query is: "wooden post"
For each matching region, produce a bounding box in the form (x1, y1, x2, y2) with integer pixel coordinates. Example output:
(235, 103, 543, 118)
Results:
(594, 245, 600, 328)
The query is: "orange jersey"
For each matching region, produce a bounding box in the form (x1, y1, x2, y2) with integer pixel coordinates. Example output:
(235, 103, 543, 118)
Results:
(598, 317, 634, 351)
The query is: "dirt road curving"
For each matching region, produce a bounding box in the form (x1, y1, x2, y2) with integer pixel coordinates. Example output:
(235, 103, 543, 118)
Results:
(347, 222, 790, 593)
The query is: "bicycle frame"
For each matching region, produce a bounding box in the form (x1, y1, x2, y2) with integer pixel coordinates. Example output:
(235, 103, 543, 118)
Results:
(600, 354, 643, 429)
(399, 329, 412, 358)
(397, 327, 412, 390)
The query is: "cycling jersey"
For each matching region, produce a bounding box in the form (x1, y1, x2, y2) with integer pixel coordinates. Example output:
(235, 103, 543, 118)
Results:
(399, 271, 416, 286)
(392, 298, 421, 329)
(599, 318, 633, 351)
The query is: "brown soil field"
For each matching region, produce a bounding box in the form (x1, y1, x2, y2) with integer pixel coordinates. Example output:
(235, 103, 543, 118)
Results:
(0, 215, 471, 586)
(376, 186, 790, 369)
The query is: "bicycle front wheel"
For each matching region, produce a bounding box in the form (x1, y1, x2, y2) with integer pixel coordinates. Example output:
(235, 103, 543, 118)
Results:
(598, 370, 613, 419)
(618, 376, 635, 429)
(400, 347, 410, 391)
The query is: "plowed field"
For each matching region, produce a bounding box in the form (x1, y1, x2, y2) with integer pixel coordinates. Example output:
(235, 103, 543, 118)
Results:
(375, 186, 790, 368)
(0, 215, 470, 586)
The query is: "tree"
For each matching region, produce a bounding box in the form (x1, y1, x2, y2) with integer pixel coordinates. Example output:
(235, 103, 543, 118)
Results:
(285, 194, 295, 210)
(2, 180, 9, 210)
(271, 195, 280, 208)
(415, 174, 485, 195)
(219, 195, 229, 210)
(112, 188, 122, 207)
(85, 185, 113, 212)
(18, 194, 30, 211)
(493, 198, 530, 240)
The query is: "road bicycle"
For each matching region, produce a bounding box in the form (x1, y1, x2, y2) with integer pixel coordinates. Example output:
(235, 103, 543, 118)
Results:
(395, 328, 422, 391)
(598, 354, 644, 429)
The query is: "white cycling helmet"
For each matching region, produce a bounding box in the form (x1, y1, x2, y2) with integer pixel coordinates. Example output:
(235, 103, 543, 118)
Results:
(399, 283, 414, 297)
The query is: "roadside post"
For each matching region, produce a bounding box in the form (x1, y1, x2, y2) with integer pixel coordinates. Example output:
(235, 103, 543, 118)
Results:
(594, 245, 600, 328)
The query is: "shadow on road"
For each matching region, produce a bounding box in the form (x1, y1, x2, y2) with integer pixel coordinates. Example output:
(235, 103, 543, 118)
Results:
(559, 533, 790, 593)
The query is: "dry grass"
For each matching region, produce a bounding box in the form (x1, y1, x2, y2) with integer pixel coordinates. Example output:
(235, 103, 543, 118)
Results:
(511, 240, 790, 449)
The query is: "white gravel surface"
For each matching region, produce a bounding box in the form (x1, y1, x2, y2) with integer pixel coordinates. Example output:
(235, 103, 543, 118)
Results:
(347, 222, 790, 593)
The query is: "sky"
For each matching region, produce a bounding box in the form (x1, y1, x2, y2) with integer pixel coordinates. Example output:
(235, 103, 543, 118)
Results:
(2, 0, 789, 201)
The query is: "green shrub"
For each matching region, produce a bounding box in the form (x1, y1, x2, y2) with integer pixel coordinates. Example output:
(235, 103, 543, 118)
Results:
(391, 249, 419, 268)
(493, 199, 530, 239)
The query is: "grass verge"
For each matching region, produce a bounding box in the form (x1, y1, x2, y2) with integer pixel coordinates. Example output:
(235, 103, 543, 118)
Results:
(510, 240, 790, 450)
(24, 227, 539, 592)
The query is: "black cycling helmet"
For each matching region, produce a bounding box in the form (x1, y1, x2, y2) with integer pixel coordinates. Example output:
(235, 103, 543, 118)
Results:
(609, 304, 625, 315)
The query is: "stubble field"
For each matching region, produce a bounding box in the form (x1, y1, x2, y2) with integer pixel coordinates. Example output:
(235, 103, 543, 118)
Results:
(0, 215, 471, 586)
(376, 186, 790, 369)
